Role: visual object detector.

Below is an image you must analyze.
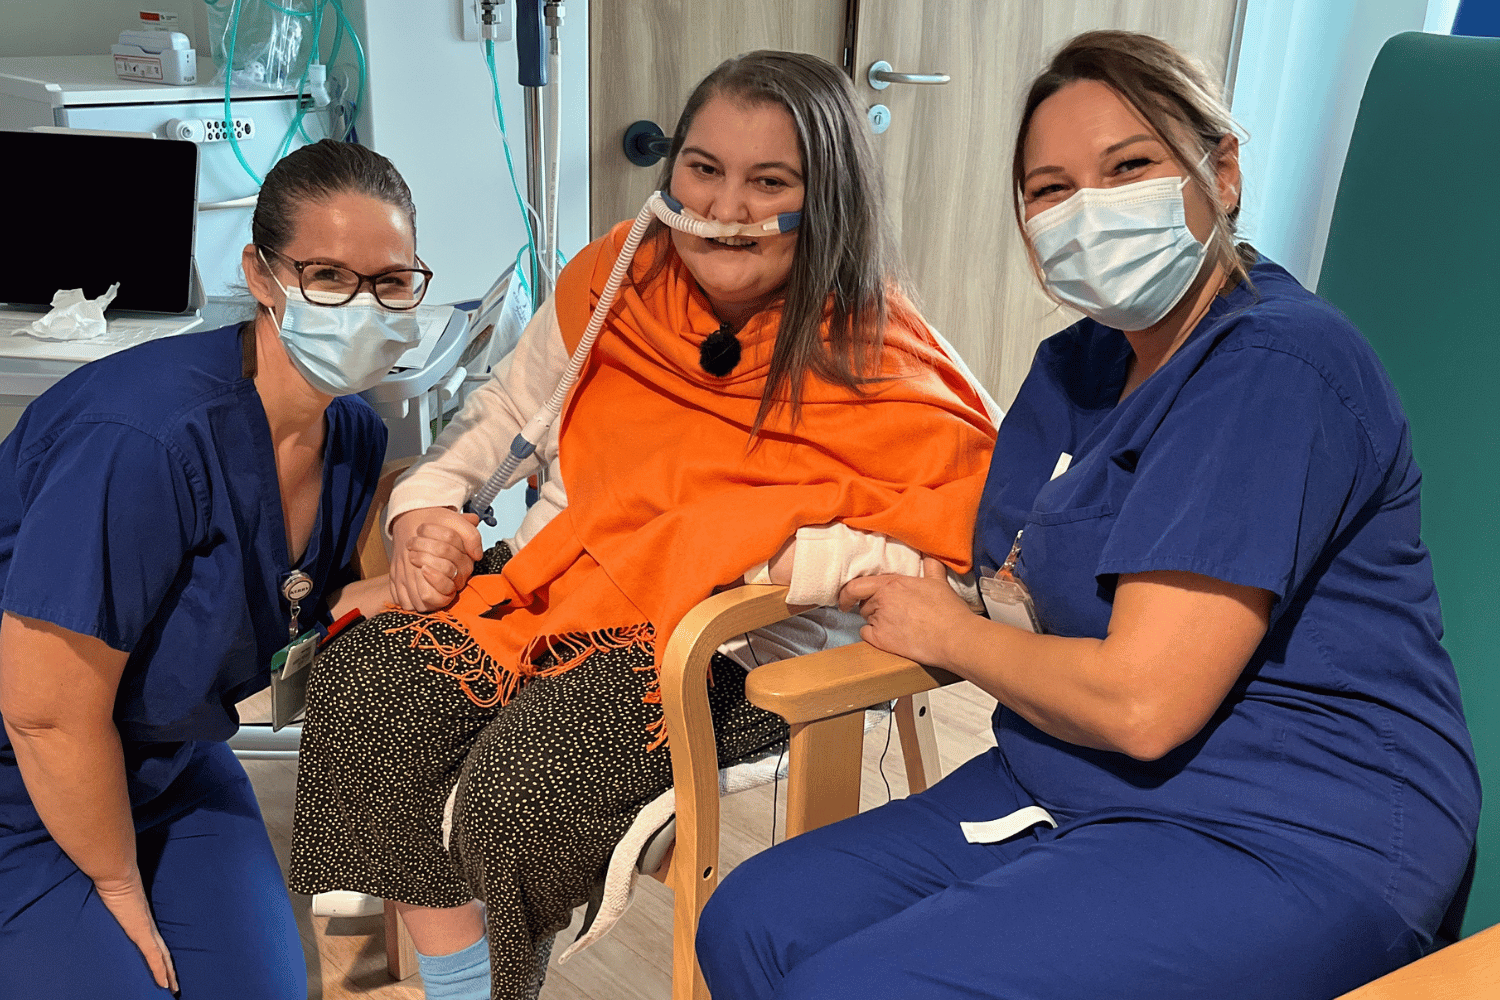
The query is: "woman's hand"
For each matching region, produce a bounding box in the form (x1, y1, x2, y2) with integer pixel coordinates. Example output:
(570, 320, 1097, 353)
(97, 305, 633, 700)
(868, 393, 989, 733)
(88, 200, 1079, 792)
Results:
(838, 556, 972, 667)
(93, 870, 178, 993)
(0, 613, 180, 990)
(839, 567, 1273, 760)
(389, 507, 484, 612)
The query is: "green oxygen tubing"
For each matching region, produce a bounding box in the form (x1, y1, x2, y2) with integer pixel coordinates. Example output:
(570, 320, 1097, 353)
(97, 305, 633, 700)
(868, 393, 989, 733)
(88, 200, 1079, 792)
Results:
(209, 0, 366, 187)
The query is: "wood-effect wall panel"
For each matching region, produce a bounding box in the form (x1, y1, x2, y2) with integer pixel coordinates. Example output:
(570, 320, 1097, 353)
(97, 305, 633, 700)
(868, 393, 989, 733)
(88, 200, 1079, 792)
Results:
(589, 1, 848, 235)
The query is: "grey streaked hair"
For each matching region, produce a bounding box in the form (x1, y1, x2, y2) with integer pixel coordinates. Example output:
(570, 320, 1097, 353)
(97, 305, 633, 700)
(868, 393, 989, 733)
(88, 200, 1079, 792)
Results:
(649, 50, 901, 434)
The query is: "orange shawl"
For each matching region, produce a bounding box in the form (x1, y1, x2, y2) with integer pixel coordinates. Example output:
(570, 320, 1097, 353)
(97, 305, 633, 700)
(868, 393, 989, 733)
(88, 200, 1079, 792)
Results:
(405, 223, 996, 741)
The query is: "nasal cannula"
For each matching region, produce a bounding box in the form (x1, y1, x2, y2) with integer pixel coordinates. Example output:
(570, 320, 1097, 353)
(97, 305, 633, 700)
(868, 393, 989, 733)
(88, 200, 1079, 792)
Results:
(463, 190, 802, 522)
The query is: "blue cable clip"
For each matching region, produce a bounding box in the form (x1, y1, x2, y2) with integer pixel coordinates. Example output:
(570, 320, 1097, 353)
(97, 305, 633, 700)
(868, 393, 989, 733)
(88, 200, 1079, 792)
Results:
(464, 500, 498, 527)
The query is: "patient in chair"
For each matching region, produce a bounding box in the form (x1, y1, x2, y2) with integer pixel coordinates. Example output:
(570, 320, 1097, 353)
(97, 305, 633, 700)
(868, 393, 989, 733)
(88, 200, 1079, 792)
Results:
(288, 50, 996, 1000)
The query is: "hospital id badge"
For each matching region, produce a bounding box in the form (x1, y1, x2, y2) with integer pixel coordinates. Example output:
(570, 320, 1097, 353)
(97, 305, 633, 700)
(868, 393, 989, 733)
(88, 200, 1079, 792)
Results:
(981, 530, 1041, 634)
(269, 630, 318, 731)
(980, 574, 1041, 633)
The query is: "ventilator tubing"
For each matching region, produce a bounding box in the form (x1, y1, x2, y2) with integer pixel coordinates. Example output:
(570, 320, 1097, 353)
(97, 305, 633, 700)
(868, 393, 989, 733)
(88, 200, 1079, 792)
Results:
(464, 189, 802, 521)
(649, 189, 801, 238)
(465, 196, 656, 520)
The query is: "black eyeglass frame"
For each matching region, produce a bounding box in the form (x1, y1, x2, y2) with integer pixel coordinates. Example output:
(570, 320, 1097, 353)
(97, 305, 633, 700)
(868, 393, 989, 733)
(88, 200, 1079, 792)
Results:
(258, 245, 434, 311)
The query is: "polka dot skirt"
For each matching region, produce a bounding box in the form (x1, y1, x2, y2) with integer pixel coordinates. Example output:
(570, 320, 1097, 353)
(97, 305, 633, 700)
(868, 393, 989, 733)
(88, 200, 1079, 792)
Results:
(289, 543, 789, 999)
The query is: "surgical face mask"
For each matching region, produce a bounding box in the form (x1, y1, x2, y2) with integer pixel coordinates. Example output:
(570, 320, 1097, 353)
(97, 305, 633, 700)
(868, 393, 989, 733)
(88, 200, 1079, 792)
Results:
(1024, 174, 1207, 331)
(261, 257, 422, 396)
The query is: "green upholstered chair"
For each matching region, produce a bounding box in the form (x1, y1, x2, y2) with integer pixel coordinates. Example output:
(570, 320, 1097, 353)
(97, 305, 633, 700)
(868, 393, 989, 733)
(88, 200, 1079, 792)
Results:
(1317, 31, 1500, 940)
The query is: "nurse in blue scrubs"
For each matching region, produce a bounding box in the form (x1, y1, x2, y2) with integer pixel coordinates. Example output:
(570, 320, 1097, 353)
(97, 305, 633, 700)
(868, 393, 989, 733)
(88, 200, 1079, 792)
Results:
(697, 30, 1481, 1000)
(0, 139, 422, 997)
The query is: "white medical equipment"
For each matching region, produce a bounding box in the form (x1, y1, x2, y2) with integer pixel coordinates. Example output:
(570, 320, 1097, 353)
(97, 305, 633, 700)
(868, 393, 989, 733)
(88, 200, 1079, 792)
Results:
(0, 56, 331, 300)
(360, 304, 472, 459)
(112, 29, 198, 86)
(463, 190, 797, 521)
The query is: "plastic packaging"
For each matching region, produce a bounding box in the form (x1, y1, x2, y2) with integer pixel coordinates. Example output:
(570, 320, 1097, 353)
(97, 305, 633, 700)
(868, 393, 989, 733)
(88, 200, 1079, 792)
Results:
(205, 0, 311, 92)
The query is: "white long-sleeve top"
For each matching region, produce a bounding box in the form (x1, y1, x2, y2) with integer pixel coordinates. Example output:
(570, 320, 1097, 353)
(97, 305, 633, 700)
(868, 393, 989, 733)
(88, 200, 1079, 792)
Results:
(387, 298, 990, 668)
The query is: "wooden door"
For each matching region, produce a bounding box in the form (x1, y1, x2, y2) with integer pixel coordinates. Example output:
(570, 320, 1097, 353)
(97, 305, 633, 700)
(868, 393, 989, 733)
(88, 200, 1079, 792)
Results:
(854, 1, 1242, 408)
(589, 1, 849, 235)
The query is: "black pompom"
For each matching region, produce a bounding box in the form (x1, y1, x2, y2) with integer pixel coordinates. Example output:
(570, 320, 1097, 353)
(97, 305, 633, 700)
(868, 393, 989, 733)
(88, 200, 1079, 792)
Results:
(699, 323, 742, 377)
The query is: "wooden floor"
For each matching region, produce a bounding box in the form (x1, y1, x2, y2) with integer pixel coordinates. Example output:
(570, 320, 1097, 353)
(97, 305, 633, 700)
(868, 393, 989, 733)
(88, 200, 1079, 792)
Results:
(242, 682, 999, 999)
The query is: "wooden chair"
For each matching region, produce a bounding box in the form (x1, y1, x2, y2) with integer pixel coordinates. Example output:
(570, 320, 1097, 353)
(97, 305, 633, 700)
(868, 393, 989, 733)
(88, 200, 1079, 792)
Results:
(349, 458, 958, 994)
(1330, 923, 1500, 999)
(660, 585, 956, 1000)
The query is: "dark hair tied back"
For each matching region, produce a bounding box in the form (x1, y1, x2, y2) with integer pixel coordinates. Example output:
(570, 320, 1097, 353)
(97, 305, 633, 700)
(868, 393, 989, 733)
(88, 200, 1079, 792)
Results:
(251, 139, 417, 256)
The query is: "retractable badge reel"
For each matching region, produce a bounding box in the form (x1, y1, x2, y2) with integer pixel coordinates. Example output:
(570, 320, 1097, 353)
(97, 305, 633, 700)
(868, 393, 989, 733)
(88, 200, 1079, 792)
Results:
(980, 532, 1041, 634)
(270, 569, 318, 730)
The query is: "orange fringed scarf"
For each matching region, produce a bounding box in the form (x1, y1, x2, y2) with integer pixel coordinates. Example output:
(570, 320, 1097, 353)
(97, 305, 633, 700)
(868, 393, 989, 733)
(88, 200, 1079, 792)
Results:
(411, 223, 997, 745)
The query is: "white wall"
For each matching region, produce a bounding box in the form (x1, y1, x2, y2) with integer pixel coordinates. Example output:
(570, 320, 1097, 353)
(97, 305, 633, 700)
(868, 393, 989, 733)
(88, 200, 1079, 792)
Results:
(1230, 0, 1456, 289)
(349, 0, 591, 303)
(0, 1, 211, 59)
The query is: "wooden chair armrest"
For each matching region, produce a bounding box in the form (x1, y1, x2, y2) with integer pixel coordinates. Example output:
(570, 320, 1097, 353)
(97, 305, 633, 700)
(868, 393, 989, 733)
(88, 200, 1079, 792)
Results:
(656, 586, 961, 999)
(658, 584, 814, 859)
(658, 584, 812, 1000)
(354, 457, 420, 580)
(744, 642, 960, 725)
(1334, 923, 1500, 999)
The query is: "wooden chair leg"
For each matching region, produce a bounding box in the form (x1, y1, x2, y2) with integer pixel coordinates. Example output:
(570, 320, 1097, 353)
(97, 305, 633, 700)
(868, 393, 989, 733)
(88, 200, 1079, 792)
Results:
(384, 899, 419, 981)
(785, 710, 866, 838)
(894, 691, 942, 794)
(669, 854, 713, 1000)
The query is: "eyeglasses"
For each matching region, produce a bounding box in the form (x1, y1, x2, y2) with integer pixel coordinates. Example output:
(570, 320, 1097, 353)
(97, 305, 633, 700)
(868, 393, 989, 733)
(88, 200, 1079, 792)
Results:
(258, 246, 433, 310)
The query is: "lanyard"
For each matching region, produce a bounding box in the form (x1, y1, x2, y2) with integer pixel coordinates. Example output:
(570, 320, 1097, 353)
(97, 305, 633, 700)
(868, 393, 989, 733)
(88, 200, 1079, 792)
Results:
(980, 531, 1041, 634)
(282, 569, 314, 642)
(999, 530, 1024, 581)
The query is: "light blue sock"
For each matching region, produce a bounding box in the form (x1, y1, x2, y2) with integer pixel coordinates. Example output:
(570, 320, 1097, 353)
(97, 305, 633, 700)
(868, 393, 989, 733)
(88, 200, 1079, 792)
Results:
(416, 935, 490, 1000)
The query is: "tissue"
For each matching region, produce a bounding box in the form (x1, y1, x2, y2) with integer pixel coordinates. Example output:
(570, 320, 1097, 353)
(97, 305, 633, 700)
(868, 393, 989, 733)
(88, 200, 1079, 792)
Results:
(23, 283, 121, 341)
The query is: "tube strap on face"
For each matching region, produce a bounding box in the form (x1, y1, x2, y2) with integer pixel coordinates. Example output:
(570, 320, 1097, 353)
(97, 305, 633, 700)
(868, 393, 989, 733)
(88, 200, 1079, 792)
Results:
(655, 189, 801, 235)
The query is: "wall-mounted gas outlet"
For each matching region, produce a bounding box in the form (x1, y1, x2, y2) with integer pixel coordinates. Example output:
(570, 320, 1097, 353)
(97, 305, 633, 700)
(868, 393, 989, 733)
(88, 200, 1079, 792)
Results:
(462, 0, 512, 42)
(165, 117, 256, 143)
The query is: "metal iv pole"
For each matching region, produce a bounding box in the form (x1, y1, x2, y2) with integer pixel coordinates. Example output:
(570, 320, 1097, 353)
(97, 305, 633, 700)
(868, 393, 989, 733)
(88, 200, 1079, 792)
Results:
(516, 0, 563, 310)
(478, 0, 563, 311)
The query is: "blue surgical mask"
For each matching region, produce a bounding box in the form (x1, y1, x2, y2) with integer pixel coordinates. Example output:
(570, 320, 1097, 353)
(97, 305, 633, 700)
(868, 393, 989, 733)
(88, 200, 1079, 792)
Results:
(261, 256, 423, 396)
(1024, 174, 1207, 331)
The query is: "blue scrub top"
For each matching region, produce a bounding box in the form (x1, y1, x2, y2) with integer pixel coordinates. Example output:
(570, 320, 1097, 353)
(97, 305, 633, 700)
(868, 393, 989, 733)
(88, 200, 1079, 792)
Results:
(0, 325, 385, 796)
(976, 257, 1480, 870)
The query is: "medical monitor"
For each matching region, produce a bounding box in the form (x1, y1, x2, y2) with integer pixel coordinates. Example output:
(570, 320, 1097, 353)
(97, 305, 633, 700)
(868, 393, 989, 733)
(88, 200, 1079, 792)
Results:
(2, 129, 199, 314)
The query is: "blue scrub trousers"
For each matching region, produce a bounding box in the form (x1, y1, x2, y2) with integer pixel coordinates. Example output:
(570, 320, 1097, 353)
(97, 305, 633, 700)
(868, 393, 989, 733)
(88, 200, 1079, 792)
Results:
(698, 749, 1425, 1000)
(0, 741, 305, 999)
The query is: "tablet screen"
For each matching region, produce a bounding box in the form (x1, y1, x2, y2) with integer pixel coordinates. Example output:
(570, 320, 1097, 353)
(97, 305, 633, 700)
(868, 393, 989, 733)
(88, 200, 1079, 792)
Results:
(2, 129, 199, 314)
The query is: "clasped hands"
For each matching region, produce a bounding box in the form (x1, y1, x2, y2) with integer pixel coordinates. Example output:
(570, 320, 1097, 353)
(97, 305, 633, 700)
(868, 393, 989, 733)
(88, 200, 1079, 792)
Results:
(838, 555, 974, 668)
(388, 507, 486, 613)
(389, 510, 972, 668)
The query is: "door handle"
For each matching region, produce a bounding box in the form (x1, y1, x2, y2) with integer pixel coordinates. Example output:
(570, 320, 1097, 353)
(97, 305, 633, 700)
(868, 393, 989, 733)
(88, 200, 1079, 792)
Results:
(867, 60, 951, 90)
